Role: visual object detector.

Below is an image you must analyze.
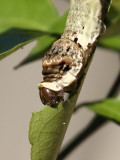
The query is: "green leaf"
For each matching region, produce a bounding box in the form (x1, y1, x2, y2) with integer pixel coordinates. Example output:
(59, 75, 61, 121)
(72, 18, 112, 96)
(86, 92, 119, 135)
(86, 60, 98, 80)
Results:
(29, 91, 79, 160)
(99, 17, 120, 52)
(0, 0, 58, 34)
(51, 11, 68, 34)
(0, 0, 59, 59)
(88, 97, 120, 123)
(99, 35, 120, 52)
(104, 17, 120, 38)
(0, 29, 46, 60)
(99, 0, 120, 52)
(106, 0, 120, 22)
(15, 35, 58, 68)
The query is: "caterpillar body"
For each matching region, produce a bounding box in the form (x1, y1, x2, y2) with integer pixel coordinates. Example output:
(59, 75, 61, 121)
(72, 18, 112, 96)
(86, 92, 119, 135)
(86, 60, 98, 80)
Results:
(38, 0, 106, 106)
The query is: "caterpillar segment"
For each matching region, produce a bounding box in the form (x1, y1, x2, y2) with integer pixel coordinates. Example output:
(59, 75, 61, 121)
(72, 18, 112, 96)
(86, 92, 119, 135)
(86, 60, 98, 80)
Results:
(38, 0, 106, 106)
(38, 38, 95, 106)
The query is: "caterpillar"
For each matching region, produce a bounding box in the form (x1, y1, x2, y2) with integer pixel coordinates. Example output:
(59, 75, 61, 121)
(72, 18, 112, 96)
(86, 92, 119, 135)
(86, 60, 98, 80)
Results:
(38, 0, 106, 106)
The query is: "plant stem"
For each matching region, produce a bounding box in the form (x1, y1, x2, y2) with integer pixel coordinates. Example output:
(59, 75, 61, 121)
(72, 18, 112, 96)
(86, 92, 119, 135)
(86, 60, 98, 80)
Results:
(57, 71, 120, 160)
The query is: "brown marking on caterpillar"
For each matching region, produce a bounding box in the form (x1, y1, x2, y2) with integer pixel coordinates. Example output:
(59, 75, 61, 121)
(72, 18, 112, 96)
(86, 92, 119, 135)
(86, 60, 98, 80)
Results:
(74, 38, 78, 43)
(39, 37, 92, 106)
(39, 38, 97, 106)
(42, 56, 73, 67)
(78, 43, 82, 48)
(66, 46, 70, 52)
(39, 38, 84, 106)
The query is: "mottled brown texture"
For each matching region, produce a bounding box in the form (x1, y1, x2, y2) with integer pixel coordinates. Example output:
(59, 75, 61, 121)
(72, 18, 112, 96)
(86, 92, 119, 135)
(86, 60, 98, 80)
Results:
(42, 38, 82, 79)
(39, 37, 98, 106)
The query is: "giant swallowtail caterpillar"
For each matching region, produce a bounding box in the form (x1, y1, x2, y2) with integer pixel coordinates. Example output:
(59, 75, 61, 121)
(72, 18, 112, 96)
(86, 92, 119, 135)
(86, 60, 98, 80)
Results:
(38, 0, 107, 106)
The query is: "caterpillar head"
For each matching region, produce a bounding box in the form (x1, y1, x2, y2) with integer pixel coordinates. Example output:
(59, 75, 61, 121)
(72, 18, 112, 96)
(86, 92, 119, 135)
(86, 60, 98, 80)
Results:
(39, 87, 64, 106)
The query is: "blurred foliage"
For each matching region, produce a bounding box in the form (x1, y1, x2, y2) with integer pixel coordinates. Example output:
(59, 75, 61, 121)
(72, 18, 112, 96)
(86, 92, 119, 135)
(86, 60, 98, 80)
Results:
(0, 0, 58, 33)
(99, 0, 120, 51)
(0, 29, 46, 60)
(88, 97, 120, 123)
(0, 0, 59, 59)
